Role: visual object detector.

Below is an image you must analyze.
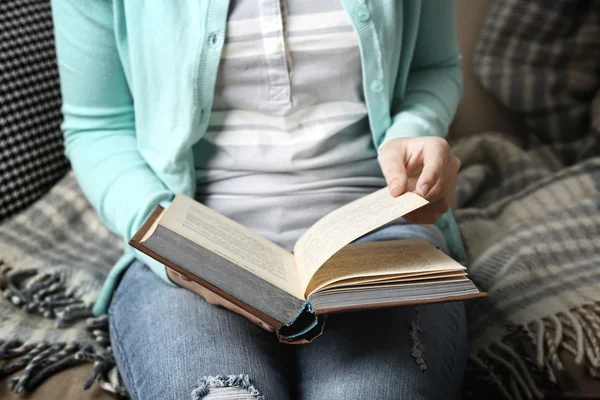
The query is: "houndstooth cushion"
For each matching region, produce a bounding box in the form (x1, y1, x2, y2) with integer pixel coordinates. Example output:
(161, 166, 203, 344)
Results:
(0, 0, 70, 222)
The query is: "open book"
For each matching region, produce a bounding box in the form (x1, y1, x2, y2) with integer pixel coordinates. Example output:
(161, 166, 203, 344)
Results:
(130, 188, 484, 343)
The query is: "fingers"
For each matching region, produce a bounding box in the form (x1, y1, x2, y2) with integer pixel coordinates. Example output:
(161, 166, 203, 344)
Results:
(204, 289, 275, 332)
(379, 140, 408, 197)
(167, 269, 275, 332)
(444, 160, 459, 207)
(405, 153, 460, 225)
(421, 153, 461, 205)
(403, 213, 443, 225)
(379, 137, 461, 221)
(404, 198, 449, 224)
(414, 198, 452, 214)
(416, 137, 449, 199)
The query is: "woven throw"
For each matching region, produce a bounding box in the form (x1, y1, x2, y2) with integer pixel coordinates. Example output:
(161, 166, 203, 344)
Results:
(0, 172, 125, 395)
(458, 0, 600, 398)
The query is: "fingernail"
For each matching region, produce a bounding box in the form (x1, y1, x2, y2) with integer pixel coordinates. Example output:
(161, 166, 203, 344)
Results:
(419, 184, 430, 197)
(389, 181, 401, 194)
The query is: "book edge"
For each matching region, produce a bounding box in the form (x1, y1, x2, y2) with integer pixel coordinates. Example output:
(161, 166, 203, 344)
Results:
(129, 205, 285, 331)
(129, 207, 487, 332)
(311, 288, 487, 316)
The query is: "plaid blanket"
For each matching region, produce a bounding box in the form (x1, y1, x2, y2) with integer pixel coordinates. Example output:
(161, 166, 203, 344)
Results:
(457, 0, 600, 398)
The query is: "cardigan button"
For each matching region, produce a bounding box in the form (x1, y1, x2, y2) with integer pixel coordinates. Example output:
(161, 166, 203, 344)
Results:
(370, 80, 384, 93)
(357, 6, 371, 22)
(208, 32, 220, 46)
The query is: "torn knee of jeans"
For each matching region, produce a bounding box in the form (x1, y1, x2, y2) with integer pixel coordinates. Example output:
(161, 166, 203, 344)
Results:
(191, 374, 264, 400)
(409, 309, 427, 371)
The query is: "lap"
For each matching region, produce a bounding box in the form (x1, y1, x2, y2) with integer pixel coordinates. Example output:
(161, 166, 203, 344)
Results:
(301, 224, 467, 400)
(109, 224, 467, 400)
(109, 260, 291, 400)
(295, 302, 467, 400)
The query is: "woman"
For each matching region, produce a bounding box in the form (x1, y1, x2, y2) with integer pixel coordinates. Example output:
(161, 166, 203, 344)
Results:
(52, 0, 466, 398)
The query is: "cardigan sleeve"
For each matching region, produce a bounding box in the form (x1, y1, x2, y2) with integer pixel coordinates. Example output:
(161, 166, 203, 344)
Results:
(381, 0, 463, 146)
(51, 0, 174, 276)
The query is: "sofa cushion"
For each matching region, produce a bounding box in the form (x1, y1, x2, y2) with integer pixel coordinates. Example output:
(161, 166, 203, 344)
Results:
(0, 0, 70, 222)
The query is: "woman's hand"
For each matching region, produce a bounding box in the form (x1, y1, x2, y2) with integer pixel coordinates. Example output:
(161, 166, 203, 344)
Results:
(379, 137, 460, 224)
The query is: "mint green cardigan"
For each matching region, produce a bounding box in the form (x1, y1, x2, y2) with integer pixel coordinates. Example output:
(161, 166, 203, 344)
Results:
(51, 0, 464, 315)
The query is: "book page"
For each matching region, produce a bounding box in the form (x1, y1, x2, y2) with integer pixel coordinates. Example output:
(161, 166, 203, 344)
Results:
(156, 195, 304, 299)
(304, 239, 466, 296)
(141, 208, 167, 242)
(311, 275, 470, 295)
(293, 189, 429, 289)
(314, 271, 467, 292)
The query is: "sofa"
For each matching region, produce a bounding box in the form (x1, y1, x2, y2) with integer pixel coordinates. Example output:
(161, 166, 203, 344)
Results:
(1, 0, 599, 399)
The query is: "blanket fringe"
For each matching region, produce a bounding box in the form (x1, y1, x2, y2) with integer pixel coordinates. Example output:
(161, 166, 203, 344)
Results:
(1, 266, 93, 325)
(1, 263, 127, 397)
(0, 317, 126, 397)
(467, 303, 600, 399)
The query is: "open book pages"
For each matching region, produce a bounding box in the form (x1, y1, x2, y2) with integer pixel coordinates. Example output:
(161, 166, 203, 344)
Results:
(150, 188, 429, 300)
(132, 189, 485, 335)
(150, 193, 304, 298)
(144, 188, 476, 301)
(293, 189, 428, 287)
(307, 278, 479, 312)
(304, 239, 467, 297)
(303, 239, 480, 312)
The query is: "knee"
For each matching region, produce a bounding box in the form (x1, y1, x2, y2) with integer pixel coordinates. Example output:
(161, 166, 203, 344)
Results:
(192, 375, 264, 400)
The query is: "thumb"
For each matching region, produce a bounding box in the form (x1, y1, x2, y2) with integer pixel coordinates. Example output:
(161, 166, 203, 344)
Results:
(379, 143, 408, 197)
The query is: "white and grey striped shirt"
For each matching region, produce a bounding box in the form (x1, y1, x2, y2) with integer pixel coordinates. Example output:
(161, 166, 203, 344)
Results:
(194, 0, 387, 250)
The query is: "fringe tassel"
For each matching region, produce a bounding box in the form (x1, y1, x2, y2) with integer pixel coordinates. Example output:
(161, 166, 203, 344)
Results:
(1, 263, 126, 397)
(0, 342, 51, 380)
(2, 267, 90, 323)
(468, 303, 600, 399)
(0, 318, 126, 396)
(0, 260, 10, 287)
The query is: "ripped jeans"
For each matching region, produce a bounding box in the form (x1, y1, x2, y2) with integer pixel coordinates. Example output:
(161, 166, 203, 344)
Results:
(109, 224, 468, 400)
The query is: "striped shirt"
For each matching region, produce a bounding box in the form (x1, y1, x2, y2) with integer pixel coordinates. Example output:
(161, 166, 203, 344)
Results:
(194, 0, 387, 250)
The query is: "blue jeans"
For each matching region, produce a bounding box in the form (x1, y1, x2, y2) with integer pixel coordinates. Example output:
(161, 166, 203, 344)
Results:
(109, 225, 468, 399)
